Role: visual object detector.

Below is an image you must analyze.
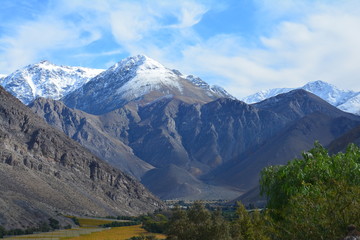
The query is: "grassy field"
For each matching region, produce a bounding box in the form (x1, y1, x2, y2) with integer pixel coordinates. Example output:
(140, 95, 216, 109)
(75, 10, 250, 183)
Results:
(4, 217, 166, 240)
(4, 227, 106, 240)
(64, 225, 166, 240)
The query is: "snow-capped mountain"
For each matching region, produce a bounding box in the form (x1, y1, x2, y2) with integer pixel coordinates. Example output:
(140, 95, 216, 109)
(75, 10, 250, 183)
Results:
(185, 75, 235, 99)
(338, 93, 360, 115)
(242, 80, 360, 115)
(0, 61, 104, 104)
(63, 55, 234, 115)
(0, 74, 6, 85)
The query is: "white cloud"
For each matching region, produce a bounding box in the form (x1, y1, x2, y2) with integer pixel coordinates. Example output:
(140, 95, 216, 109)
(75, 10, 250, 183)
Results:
(0, 0, 209, 74)
(163, 1, 360, 98)
(0, 15, 101, 72)
(0, 1, 104, 73)
(106, 0, 208, 54)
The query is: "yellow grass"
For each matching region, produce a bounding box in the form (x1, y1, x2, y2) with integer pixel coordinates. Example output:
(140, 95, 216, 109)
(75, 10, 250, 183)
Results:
(77, 217, 115, 227)
(64, 225, 166, 240)
(5, 227, 106, 240)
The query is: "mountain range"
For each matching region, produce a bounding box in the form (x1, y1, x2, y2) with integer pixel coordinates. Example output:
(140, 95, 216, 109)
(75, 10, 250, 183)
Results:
(1, 55, 360, 204)
(242, 80, 360, 115)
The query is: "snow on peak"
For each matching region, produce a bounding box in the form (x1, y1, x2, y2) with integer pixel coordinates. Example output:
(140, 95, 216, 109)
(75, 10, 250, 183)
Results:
(186, 75, 235, 99)
(242, 80, 360, 115)
(302, 80, 357, 106)
(0, 61, 104, 104)
(241, 88, 293, 104)
(93, 55, 184, 100)
(0, 74, 6, 84)
(109, 55, 163, 74)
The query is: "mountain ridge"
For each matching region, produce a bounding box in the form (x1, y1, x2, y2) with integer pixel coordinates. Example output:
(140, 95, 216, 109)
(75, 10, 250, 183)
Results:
(0, 61, 104, 104)
(31, 89, 360, 200)
(242, 80, 360, 115)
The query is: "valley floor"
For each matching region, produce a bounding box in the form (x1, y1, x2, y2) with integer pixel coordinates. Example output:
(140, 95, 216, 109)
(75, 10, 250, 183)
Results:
(4, 217, 166, 240)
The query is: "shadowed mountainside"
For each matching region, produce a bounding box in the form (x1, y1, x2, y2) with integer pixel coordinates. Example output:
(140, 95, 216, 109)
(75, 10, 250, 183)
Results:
(0, 86, 163, 229)
(31, 89, 360, 200)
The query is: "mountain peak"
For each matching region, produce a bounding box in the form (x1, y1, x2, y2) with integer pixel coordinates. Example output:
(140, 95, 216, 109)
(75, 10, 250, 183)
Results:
(0, 62, 103, 104)
(243, 80, 360, 115)
(110, 55, 165, 74)
(63, 55, 234, 114)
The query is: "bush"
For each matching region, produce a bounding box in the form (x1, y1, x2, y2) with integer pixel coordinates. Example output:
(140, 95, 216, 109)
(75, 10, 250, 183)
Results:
(127, 235, 159, 240)
(141, 214, 168, 234)
(0, 226, 5, 238)
(101, 221, 140, 228)
(71, 217, 80, 226)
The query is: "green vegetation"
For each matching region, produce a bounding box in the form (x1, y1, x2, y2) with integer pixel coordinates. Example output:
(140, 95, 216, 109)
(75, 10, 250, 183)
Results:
(101, 220, 140, 228)
(127, 235, 161, 240)
(260, 142, 360, 239)
(150, 142, 360, 240)
(165, 202, 271, 240)
(71, 216, 80, 226)
(141, 213, 168, 234)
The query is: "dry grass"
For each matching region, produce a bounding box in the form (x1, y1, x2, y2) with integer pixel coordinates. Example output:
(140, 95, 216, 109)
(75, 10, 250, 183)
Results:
(64, 225, 166, 240)
(5, 218, 166, 240)
(5, 227, 106, 240)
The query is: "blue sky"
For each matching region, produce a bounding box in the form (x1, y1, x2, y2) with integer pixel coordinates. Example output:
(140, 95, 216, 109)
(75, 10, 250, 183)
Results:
(1, 0, 360, 97)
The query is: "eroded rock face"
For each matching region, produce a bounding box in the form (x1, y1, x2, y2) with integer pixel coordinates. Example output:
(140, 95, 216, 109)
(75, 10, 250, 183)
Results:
(0, 86, 164, 229)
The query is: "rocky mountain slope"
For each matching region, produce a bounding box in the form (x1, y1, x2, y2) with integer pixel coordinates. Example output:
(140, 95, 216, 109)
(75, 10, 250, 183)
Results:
(29, 98, 154, 179)
(62, 55, 233, 115)
(32, 89, 360, 200)
(242, 80, 360, 115)
(0, 86, 163, 229)
(0, 61, 103, 104)
(210, 90, 360, 190)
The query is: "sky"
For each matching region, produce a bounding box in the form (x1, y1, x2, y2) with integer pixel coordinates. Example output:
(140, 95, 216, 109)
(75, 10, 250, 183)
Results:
(0, 0, 360, 98)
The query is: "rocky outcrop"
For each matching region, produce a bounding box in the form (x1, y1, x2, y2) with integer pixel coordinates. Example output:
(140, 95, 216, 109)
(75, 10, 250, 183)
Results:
(29, 98, 153, 178)
(0, 86, 164, 229)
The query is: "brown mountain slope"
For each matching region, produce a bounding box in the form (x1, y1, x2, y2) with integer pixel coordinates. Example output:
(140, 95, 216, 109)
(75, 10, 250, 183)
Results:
(29, 98, 154, 178)
(211, 112, 360, 192)
(0, 86, 163, 229)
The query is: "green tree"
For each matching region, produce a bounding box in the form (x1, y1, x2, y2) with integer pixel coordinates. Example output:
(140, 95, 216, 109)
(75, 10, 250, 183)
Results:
(276, 181, 360, 239)
(49, 217, 60, 230)
(142, 214, 168, 233)
(260, 142, 360, 210)
(230, 203, 271, 240)
(166, 202, 231, 240)
(0, 225, 5, 238)
(260, 142, 360, 239)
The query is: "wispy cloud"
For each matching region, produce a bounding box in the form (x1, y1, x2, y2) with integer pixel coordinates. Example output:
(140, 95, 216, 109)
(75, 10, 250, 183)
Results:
(0, 0, 209, 73)
(170, 1, 360, 97)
